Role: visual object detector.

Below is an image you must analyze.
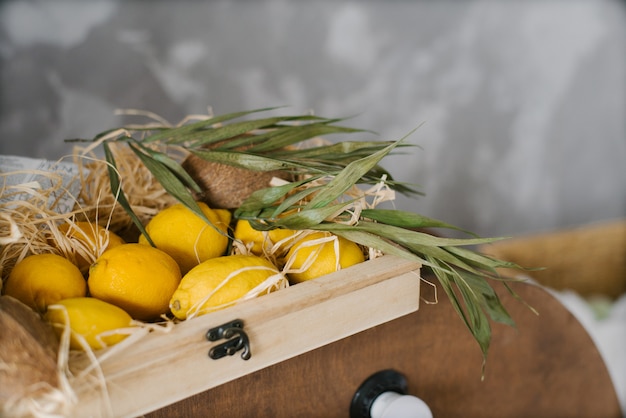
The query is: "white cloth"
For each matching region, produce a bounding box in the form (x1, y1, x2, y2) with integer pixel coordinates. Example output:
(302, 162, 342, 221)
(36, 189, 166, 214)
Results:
(550, 288, 626, 416)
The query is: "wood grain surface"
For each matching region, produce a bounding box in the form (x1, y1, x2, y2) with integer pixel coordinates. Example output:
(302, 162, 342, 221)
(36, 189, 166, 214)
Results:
(148, 278, 621, 418)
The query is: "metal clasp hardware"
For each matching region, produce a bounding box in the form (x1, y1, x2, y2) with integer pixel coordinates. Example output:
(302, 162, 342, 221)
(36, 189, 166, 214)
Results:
(206, 319, 251, 361)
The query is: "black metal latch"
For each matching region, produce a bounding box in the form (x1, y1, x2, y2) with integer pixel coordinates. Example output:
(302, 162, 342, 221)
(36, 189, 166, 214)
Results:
(206, 319, 251, 361)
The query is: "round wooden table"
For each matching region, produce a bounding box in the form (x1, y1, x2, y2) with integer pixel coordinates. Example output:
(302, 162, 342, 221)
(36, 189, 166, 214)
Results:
(148, 278, 622, 417)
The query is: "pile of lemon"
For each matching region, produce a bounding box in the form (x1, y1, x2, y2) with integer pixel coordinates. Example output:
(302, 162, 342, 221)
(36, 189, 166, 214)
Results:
(3, 202, 365, 351)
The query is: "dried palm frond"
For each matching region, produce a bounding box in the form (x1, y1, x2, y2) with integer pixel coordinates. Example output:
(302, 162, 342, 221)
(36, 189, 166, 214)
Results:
(70, 107, 531, 371)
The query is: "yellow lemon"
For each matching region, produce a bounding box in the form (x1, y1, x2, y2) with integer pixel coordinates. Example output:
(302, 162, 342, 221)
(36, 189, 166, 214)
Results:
(57, 221, 125, 273)
(45, 297, 133, 351)
(4, 253, 87, 313)
(88, 243, 182, 321)
(138, 202, 232, 274)
(170, 254, 285, 320)
(233, 219, 298, 257)
(284, 231, 365, 283)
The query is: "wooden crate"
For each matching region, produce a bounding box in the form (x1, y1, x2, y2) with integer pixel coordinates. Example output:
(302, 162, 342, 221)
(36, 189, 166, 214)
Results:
(69, 255, 421, 417)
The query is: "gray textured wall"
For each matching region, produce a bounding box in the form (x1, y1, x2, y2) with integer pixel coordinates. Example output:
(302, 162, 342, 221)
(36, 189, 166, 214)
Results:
(1, 0, 624, 238)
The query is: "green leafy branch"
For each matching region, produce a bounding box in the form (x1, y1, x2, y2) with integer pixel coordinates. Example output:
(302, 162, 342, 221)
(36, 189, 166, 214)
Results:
(72, 108, 531, 370)
(232, 132, 529, 370)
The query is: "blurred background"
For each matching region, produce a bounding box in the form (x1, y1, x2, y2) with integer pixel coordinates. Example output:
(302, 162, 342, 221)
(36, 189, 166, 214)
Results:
(0, 0, 624, 238)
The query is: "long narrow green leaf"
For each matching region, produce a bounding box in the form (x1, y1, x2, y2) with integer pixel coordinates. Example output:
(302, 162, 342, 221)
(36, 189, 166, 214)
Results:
(129, 143, 199, 210)
(461, 272, 516, 327)
(307, 137, 407, 208)
(178, 115, 326, 147)
(408, 243, 481, 274)
(270, 185, 324, 217)
(318, 220, 503, 248)
(128, 143, 226, 238)
(313, 220, 507, 287)
(428, 257, 472, 329)
(501, 280, 540, 316)
(426, 256, 490, 374)
(132, 143, 202, 193)
(190, 149, 300, 172)
(271, 141, 406, 160)
(246, 122, 367, 153)
(454, 270, 492, 359)
(314, 220, 484, 275)
(273, 202, 354, 230)
(365, 166, 422, 196)
(179, 116, 341, 151)
(235, 177, 313, 215)
(322, 228, 432, 268)
(361, 209, 476, 235)
(141, 107, 287, 143)
(445, 246, 524, 273)
(102, 141, 154, 246)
